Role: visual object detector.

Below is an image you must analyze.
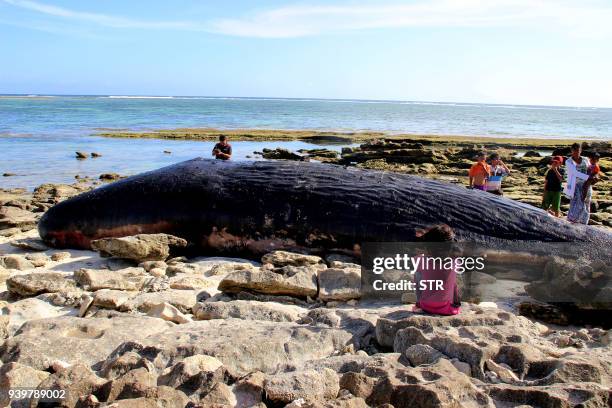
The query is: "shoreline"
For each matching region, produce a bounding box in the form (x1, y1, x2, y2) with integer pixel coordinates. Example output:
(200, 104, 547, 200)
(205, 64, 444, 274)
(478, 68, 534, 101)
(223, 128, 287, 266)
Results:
(94, 127, 611, 147)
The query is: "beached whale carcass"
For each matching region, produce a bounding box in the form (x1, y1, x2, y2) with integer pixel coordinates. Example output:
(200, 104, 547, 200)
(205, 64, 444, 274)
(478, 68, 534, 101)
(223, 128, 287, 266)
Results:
(38, 158, 612, 253)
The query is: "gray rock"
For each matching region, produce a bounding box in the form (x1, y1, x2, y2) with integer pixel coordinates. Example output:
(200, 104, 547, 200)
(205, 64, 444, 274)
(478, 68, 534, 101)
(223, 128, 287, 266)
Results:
(90, 233, 188, 262)
(7, 272, 76, 297)
(121, 289, 197, 313)
(32, 363, 106, 407)
(339, 356, 493, 407)
(25, 252, 51, 267)
(3, 297, 73, 336)
(264, 368, 340, 404)
(147, 302, 191, 324)
(0, 206, 38, 230)
(93, 289, 135, 309)
(98, 367, 157, 402)
(138, 260, 167, 272)
(157, 354, 225, 397)
(0, 315, 172, 370)
(100, 351, 156, 380)
(10, 238, 48, 251)
(404, 344, 445, 366)
(199, 382, 236, 406)
(1, 254, 34, 271)
(0, 362, 50, 407)
(105, 319, 354, 376)
(168, 274, 214, 290)
(206, 261, 256, 277)
(219, 266, 319, 297)
(318, 267, 361, 301)
(261, 250, 323, 267)
(75, 267, 148, 291)
(192, 300, 303, 322)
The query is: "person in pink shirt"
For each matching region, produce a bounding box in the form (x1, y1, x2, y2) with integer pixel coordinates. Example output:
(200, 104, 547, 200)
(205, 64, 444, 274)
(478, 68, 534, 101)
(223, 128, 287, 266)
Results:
(411, 224, 461, 316)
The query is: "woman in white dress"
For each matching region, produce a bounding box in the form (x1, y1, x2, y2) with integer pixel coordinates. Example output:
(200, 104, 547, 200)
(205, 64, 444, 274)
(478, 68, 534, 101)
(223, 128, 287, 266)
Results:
(566, 143, 591, 224)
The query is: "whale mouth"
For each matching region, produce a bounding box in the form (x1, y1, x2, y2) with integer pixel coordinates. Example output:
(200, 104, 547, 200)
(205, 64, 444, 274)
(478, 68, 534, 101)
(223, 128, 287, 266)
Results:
(44, 230, 91, 249)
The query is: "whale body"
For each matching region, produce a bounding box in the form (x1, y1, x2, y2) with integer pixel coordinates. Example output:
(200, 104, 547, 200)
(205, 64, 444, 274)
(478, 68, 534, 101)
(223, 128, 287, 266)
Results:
(38, 158, 612, 254)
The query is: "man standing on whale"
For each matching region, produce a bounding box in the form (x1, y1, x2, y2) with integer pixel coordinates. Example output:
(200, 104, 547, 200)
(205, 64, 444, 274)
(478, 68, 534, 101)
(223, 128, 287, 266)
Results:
(212, 135, 232, 160)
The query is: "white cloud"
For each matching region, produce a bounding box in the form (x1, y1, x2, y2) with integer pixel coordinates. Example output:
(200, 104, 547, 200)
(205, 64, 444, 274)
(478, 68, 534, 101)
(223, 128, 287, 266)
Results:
(210, 0, 612, 38)
(2, 0, 196, 29)
(3, 0, 612, 39)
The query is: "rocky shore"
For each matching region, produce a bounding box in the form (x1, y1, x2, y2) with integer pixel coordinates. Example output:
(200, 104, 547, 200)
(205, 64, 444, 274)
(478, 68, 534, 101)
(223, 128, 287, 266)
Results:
(0, 173, 611, 407)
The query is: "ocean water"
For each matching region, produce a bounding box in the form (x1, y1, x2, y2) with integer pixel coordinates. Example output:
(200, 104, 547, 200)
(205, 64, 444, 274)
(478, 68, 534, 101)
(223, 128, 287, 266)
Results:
(1, 95, 611, 189)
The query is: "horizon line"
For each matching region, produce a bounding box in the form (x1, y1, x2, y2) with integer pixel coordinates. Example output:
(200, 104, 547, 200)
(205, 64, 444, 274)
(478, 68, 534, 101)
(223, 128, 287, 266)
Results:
(0, 93, 610, 110)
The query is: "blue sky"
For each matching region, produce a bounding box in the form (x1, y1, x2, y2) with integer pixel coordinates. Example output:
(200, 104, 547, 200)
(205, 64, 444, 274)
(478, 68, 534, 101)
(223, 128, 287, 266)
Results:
(1, 0, 611, 107)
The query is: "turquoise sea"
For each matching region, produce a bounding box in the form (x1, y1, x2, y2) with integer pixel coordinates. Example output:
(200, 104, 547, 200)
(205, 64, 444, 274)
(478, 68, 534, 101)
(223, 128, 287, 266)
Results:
(1, 95, 611, 189)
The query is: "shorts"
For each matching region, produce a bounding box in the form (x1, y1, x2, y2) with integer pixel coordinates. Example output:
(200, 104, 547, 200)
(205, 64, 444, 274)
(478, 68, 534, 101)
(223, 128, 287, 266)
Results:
(542, 190, 562, 212)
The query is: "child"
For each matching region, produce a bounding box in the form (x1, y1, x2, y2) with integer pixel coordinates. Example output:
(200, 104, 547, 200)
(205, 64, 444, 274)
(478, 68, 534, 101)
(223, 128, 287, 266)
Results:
(411, 224, 461, 316)
(486, 153, 511, 195)
(468, 152, 490, 191)
(542, 156, 564, 217)
(582, 152, 601, 201)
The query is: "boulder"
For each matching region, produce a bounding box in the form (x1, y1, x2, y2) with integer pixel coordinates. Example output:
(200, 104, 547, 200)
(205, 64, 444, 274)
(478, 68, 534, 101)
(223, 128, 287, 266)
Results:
(486, 383, 611, 408)
(404, 344, 445, 367)
(339, 355, 493, 407)
(31, 183, 80, 204)
(10, 237, 48, 251)
(157, 354, 225, 396)
(1, 254, 34, 270)
(25, 252, 51, 267)
(0, 206, 38, 230)
(31, 363, 106, 408)
(139, 260, 167, 271)
(147, 302, 192, 324)
(0, 362, 50, 407)
(104, 319, 354, 376)
(261, 250, 323, 267)
(99, 173, 122, 181)
(121, 289, 197, 313)
(98, 367, 157, 402)
(258, 148, 306, 161)
(376, 305, 515, 349)
(3, 297, 72, 336)
(192, 300, 304, 322)
(7, 272, 76, 297)
(377, 305, 550, 380)
(168, 274, 214, 290)
(0, 315, 172, 370)
(318, 267, 361, 301)
(75, 267, 148, 291)
(219, 266, 319, 297)
(100, 351, 157, 380)
(206, 261, 256, 277)
(264, 368, 340, 404)
(93, 289, 136, 309)
(233, 371, 265, 407)
(0, 227, 21, 237)
(525, 255, 612, 310)
(199, 382, 236, 406)
(90, 234, 188, 262)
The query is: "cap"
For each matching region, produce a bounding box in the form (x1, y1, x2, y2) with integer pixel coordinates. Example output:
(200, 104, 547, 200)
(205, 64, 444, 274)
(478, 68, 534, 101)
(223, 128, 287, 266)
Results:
(551, 156, 564, 164)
